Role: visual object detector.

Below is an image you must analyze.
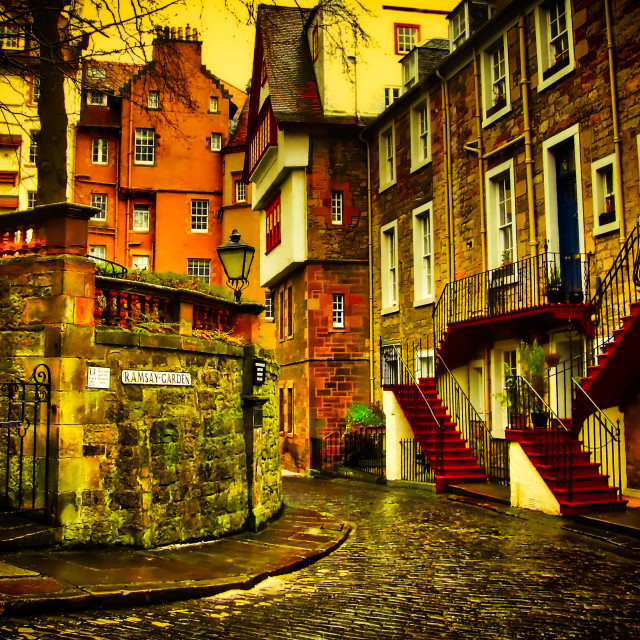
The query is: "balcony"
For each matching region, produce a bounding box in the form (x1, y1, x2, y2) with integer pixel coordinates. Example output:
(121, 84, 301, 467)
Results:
(434, 252, 590, 369)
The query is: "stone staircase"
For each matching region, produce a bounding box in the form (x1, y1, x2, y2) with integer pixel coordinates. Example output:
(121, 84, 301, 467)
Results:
(387, 378, 487, 491)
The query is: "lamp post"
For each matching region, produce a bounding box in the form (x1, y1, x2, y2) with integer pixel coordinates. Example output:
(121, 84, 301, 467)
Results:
(217, 229, 255, 302)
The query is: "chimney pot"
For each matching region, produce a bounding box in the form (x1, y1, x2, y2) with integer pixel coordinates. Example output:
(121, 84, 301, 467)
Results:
(170, 26, 176, 39)
(164, 26, 170, 39)
(192, 27, 198, 40)
(186, 24, 191, 40)
(178, 26, 183, 39)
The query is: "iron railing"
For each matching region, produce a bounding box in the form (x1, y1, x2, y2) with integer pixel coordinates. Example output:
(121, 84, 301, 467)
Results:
(434, 251, 590, 349)
(380, 337, 434, 386)
(0, 365, 52, 514)
(399, 438, 435, 483)
(310, 428, 385, 478)
(436, 355, 509, 485)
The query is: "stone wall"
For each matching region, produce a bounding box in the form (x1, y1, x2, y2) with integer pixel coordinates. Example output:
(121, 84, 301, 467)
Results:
(0, 249, 280, 548)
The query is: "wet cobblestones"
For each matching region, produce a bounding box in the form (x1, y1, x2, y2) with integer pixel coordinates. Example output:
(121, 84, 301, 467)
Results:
(2, 477, 640, 639)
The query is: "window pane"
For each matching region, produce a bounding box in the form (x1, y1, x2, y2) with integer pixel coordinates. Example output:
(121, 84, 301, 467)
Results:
(331, 191, 343, 225)
(135, 129, 155, 164)
(191, 200, 209, 231)
(90, 193, 107, 220)
(187, 258, 211, 284)
(133, 205, 150, 231)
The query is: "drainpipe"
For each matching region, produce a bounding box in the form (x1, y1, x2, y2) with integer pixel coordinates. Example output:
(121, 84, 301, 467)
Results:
(518, 15, 536, 256)
(472, 49, 487, 272)
(436, 69, 454, 280)
(359, 131, 375, 404)
(604, 0, 625, 243)
(125, 99, 134, 267)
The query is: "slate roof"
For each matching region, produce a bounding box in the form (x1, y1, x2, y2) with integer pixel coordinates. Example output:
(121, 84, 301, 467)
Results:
(257, 5, 325, 124)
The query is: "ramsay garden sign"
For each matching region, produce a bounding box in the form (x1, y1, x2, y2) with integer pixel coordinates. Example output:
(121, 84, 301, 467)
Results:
(121, 370, 192, 386)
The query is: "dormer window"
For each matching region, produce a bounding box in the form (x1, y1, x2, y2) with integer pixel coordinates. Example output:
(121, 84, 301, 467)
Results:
(450, 7, 468, 50)
(402, 50, 418, 92)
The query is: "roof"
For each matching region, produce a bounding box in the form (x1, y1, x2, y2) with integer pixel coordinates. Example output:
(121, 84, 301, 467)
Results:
(257, 5, 324, 124)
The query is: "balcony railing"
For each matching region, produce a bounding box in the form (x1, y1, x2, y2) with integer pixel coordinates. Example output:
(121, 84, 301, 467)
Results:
(434, 251, 590, 349)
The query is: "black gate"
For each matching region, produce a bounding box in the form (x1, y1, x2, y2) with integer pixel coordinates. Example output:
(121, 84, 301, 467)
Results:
(0, 365, 52, 514)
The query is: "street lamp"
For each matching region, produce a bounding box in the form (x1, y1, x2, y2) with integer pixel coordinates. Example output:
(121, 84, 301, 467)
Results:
(217, 229, 255, 302)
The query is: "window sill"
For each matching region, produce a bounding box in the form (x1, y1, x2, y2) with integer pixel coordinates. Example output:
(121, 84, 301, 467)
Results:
(381, 305, 399, 316)
(413, 297, 434, 308)
(190, 229, 209, 234)
(410, 157, 431, 174)
(134, 162, 154, 167)
(594, 220, 620, 237)
(537, 60, 574, 92)
(378, 179, 397, 194)
(483, 101, 511, 128)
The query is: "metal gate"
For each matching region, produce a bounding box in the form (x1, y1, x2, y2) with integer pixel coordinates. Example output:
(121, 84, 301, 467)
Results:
(0, 364, 52, 514)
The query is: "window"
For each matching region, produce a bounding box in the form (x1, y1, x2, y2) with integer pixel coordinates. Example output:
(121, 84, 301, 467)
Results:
(535, 0, 574, 90)
(134, 128, 155, 165)
(90, 193, 107, 220)
(278, 290, 285, 340)
(410, 97, 430, 170)
(190, 200, 209, 232)
(147, 91, 159, 109)
(287, 387, 294, 434)
(210, 132, 222, 151)
(2, 24, 20, 49)
(234, 180, 246, 203)
(133, 204, 150, 231)
(312, 24, 319, 61)
(187, 258, 211, 284)
(381, 220, 398, 313)
(332, 294, 345, 328)
(486, 161, 516, 271)
(450, 7, 467, 50)
(265, 193, 281, 253)
(88, 90, 107, 106)
(331, 191, 343, 225)
(32, 76, 40, 103)
(87, 67, 106, 80)
(413, 202, 434, 305)
(28, 132, 38, 164)
(402, 50, 418, 91)
(379, 125, 396, 191)
(395, 24, 419, 54)
(415, 349, 435, 379)
(482, 35, 510, 124)
(209, 96, 218, 112)
(384, 87, 400, 108)
(27, 191, 36, 209)
(132, 255, 150, 271)
(92, 138, 108, 164)
(592, 154, 618, 235)
(265, 291, 274, 321)
(286, 285, 293, 338)
(89, 245, 106, 261)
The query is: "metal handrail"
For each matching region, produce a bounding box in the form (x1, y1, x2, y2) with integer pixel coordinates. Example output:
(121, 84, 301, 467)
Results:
(571, 378, 620, 442)
(518, 375, 569, 432)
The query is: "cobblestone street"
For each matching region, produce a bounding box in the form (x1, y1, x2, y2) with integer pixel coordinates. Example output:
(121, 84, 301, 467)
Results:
(2, 476, 640, 639)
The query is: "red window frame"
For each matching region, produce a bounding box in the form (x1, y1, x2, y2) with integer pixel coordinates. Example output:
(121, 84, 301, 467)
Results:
(395, 23, 420, 55)
(265, 192, 281, 254)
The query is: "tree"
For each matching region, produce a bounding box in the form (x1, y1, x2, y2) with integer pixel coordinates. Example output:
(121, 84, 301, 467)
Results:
(0, 0, 185, 205)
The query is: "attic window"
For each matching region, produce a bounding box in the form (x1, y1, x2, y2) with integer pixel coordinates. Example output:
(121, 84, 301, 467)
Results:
(450, 7, 467, 50)
(402, 50, 418, 92)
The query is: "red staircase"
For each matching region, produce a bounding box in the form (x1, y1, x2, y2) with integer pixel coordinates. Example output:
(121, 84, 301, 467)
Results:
(505, 425, 627, 515)
(388, 378, 487, 492)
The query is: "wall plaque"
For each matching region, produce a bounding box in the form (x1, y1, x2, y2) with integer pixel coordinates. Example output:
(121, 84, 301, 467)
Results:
(87, 366, 111, 389)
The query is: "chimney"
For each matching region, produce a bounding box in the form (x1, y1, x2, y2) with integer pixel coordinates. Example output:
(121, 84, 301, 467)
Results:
(185, 24, 191, 40)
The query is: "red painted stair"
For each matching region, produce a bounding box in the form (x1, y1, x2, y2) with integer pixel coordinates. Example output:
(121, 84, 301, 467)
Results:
(505, 427, 627, 515)
(387, 378, 487, 491)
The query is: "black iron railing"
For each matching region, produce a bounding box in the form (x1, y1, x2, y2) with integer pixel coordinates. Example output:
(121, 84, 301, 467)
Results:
(436, 355, 509, 485)
(399, 438, 435, 483)
(380, 337, 434, 386)
(310, 428, 385, 478)
(433, 251, 590, 349)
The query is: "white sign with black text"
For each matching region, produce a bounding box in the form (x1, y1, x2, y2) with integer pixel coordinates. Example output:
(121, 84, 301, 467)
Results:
(121, 370, 192, 386)
(87, 366, 111, 389)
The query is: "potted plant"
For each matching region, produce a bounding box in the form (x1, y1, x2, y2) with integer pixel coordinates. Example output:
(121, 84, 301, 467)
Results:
(495, 362, 526, 430)
(546, 264, 565, 304)
(518, 340, 549, 428)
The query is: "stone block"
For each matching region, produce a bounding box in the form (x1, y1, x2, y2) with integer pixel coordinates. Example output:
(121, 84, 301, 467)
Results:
(24, 296, 75, 325)
(95, 329, 139, 346)
(60, 325, 94, 358)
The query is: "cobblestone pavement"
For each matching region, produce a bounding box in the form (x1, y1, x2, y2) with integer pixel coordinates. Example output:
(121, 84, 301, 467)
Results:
(2, 477, 640, 639)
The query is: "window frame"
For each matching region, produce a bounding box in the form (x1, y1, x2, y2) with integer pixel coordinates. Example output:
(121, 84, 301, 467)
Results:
(134, 128, 155, 165)
(380, 219, 399, 314)
(286, 285, 293, 338)
(90, 193, 108, 220)
(147, 90, 159, 109)
(92, 138, 108, 165)
(412, 201, 434, 306)
(27, 191, 36, 209)
(450, 6, 468, 50)
(482, 33, 511, 126)
(395, 23, 419, 55)
(190, 199, 209, 233)
(332, 293, 345, 329)
(592, 153, 619, 236)
(132, 204, 150, 232)
(331, 191, 344, 225)
(384, 87, 400, 108)
(378, 124, 396, 192)
(265, 192, 282, 254)
(209, 96, 219, 113)
(410, 95, 431, 171)
(132, 255, 150, 271)
(265, 291, 275, 321)
(2, 24, 20, 49)
(535, 0, 574, 92)
(87, 90, 107, 106)
(187, 258, 211, 284)
(89, 245, 107, 261)
(234, 180, 246, 203)
(402, 49, 418, 91)
(486, 159, 517, 272)
(210, 132, 222, 152)
(28, 132, 38, 164)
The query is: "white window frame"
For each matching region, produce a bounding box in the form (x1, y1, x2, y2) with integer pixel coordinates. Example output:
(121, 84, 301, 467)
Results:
(209, 96, 219, 112)
(190, 199, 209, 232)
(235, 180, 246, 203)
(415, 348, 435, 379)
(132, 205, 150, 232)
(134, 128, 155, 165)
(331, 191, 344, 225)
(396, 25, 418, 54)
(450, 6, 468, 50)
(187, 258, 211, 284)
(535, 0, 574, 92)
(378, 124, 396, 192)
(2, 25, 20, 49)
(384, 87, 400, 108)
(27, 191, 36, 209)
(380, 219, 399, 314)
(90, 193, 107, 220)
(482, 33, 511, 126)
(332, 293, 345, 328)
(592, 153, 618, 236)
(89, 245, 107, 261)
(402, 50, 418, 92)
(88, 90, 107, 106)
(211, 132, 222, 151)
(132, 255, 150, 270)
(412, 201, 434, 306)
(410, 96, 431, 171)
(92, 138, 108, 165)
(147, 91, 159, 109)
(265, 292, 275, 321)
(486, 160, 517, 271)
(28, 133, 38, 164)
